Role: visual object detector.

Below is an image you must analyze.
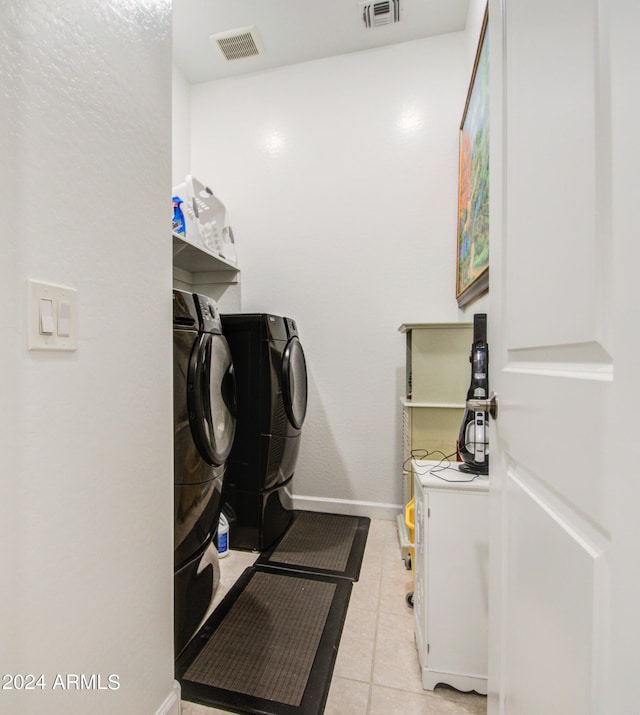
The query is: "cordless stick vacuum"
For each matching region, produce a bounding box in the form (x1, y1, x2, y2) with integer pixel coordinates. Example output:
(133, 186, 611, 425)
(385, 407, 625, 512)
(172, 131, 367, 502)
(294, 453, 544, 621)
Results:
(458, 313, 489, 475)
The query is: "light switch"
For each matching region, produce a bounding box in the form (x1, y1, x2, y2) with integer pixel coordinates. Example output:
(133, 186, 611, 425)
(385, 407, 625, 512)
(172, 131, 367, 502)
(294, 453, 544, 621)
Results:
(58, 301, 71, 337)
(39, 298, 54, 334)
(28, 279, 78, 351)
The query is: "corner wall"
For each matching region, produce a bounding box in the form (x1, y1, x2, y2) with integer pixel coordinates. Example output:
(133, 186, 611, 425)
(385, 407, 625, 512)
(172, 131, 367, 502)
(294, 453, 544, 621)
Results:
(190, 33, 472, 514)
(0, 2, 176, 713)
(173, 65, 192, 188)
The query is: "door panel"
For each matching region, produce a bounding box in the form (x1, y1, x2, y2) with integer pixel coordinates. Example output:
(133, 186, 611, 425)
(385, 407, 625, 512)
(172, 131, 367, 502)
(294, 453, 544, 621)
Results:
(498, 370, 609, 524)
(503, 467, 607, 715)
(502, 0, 606, 351)
(488, 0, 613, 712)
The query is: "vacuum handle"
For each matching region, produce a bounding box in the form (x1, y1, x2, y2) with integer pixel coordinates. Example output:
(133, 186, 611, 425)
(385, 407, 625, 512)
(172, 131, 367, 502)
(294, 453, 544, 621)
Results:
(467, 392, 498, 419)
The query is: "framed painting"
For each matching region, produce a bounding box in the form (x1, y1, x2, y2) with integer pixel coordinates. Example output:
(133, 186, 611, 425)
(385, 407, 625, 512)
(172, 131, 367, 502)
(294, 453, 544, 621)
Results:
(456, 6, 489, 307)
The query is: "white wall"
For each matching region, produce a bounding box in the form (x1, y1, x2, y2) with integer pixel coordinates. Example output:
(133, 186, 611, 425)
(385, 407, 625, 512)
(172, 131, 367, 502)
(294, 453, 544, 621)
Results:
(0, 3, 176, 714)
(462, 0, 490, 320)
(172, 65, 192, 188)
(190, 31, 479, 513)
(465, 0, 488, 69)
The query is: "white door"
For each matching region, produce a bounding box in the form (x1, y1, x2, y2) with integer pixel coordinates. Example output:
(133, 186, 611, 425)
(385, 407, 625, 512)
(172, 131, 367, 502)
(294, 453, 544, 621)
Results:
(487, 1, 639, 714)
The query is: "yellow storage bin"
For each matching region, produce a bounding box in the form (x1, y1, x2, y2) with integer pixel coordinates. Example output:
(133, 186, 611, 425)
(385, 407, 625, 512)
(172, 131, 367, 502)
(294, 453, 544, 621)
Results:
(404, 498, 415, 608)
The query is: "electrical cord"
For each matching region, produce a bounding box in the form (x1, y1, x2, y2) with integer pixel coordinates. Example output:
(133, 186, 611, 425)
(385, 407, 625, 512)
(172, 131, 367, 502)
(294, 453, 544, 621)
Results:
(403, 448, 484, 483)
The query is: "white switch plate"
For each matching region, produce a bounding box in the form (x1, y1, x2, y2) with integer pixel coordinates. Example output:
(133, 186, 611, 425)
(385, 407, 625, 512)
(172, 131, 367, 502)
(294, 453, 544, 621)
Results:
(28, 279, 78, 351)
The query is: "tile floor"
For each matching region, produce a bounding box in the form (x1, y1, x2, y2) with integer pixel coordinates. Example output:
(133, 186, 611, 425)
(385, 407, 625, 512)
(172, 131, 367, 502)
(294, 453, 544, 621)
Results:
(180, 519, 487, 715)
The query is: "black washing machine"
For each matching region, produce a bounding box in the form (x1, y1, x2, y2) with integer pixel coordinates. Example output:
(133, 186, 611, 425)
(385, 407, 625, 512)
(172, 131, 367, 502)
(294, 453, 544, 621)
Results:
(173, 290, 236, 657)
(220, 313, 308, 551)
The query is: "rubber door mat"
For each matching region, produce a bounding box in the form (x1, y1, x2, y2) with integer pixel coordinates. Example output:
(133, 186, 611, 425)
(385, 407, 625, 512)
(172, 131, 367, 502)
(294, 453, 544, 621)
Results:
(176, 566, 352, 715)
(256, 511, 370, 581)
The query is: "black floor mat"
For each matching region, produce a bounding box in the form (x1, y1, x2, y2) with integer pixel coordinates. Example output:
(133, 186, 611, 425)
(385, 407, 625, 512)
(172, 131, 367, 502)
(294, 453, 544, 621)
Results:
(177, 565, 352, 715)
(256, 511, 370, 581)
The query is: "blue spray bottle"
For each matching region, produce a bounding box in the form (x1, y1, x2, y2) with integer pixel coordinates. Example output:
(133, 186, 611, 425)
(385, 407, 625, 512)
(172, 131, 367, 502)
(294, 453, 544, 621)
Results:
(172, 196, 186, 236)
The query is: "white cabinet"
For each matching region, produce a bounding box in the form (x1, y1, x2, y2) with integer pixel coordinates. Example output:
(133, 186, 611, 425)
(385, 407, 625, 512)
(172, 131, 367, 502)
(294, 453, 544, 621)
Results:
(413, 460, 489, 695)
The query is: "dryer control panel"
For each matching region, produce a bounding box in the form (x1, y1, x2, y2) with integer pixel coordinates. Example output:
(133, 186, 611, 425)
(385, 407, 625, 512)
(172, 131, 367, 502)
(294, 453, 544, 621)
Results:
(284, 317, 298, 338)
(193, 293, 223, 335)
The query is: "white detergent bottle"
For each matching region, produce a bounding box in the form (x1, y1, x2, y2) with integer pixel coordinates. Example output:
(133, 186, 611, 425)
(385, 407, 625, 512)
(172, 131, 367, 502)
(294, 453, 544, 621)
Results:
(217, 513, 229, 558)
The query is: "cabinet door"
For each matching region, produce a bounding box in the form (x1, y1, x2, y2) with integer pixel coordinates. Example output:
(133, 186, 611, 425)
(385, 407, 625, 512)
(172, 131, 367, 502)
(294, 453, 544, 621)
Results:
(402, 407, 412, 504)
(427, 490, 489, 679)
(413, 481, 427, 665)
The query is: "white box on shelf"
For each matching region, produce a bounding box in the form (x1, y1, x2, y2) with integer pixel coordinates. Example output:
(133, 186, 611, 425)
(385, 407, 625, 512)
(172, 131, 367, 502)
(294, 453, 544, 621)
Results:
(172, 175, 237, 265)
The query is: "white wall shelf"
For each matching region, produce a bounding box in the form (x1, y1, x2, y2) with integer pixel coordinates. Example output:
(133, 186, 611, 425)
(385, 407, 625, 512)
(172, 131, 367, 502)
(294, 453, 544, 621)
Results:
(398, 322, 472, 505)
(173, 232, 239, 275)
(172, 233, 241, 311)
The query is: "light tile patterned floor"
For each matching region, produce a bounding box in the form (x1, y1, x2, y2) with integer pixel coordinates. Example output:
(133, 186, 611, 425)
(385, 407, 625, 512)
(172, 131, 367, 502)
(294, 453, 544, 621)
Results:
(180, 519, 487, 715)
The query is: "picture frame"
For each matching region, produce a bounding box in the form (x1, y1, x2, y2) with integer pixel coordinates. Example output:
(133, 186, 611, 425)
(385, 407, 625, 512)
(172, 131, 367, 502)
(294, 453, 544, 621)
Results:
(456, 6, 489, 307)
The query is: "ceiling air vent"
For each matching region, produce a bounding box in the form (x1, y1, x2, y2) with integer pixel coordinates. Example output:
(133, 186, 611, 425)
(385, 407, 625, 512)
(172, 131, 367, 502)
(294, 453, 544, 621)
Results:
(210, 26, 264, 61)
(361, 0, 400, 28)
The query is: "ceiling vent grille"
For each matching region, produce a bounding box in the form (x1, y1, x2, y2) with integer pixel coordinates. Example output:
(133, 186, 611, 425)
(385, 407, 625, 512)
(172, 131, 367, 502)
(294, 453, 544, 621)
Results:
(210, 26, 264, 61)
(361, 0, 400, 28)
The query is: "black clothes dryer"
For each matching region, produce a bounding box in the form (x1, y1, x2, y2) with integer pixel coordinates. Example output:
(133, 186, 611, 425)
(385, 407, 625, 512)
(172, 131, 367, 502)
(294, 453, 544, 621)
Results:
(220, 313, 308, 551)
(173, 290, 236, 657)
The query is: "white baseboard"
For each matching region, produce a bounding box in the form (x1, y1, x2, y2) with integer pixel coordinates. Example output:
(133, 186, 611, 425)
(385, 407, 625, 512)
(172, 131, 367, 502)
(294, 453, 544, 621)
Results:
(155, 681, 181, 715)
(292, 495, 402, 521)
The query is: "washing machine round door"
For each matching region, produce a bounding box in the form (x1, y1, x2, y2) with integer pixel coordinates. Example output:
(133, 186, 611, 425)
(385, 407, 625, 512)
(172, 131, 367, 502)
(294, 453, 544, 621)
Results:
(188, 333, 236, 466)
(282, 336, 308, 429)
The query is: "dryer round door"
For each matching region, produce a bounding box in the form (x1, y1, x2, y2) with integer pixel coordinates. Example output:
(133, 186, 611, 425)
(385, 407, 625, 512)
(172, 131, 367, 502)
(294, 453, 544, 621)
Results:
(282, 336, 308, 429)
(188, 333, 236, 466)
